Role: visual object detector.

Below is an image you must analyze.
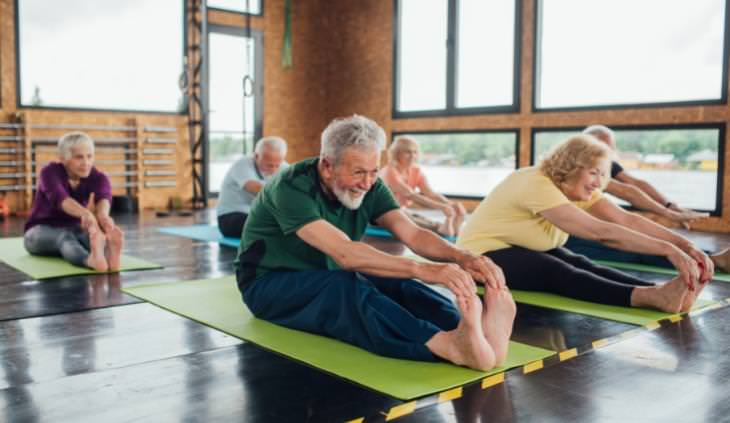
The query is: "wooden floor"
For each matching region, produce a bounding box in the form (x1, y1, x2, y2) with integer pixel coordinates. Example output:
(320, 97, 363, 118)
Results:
(2, 211, 730, 422)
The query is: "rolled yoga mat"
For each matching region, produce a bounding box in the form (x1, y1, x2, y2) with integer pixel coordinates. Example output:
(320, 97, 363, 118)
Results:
(0, 237, 162, 279)
(123, 275, 554, 400)
(157, 225, 240, 248)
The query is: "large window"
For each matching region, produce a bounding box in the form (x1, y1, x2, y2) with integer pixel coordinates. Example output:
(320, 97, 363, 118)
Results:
(207, 26, 263, 195)
(392, 131, 518, 198)
(17, 0, 184, 112)
(207, 0, 261, 15)
(533, 126, 724, 213)
(394, 0, 518, 116)
(535, 0, 728, 110)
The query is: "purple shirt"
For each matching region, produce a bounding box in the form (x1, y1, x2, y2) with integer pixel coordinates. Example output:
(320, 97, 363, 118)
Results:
(24, 162, 112, 232)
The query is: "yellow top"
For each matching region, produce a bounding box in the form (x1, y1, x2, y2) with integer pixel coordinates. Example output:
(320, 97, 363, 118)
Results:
(456, 167, 603, 254)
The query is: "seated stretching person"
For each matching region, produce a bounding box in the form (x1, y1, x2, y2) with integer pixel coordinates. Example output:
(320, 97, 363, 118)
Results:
(566, 125, 730, 272)
(457, 134, 713, 314)
(24, 132, 124, 271)
(380, 136, 467, 237)
(216, 136, 288, 238)
(237, 115, 515, 371)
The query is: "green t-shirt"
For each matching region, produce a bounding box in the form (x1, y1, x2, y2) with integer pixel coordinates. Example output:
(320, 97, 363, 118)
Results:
(236, 157, 400, 284)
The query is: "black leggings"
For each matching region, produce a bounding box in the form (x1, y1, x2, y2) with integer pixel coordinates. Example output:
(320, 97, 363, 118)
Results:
(485, 246, 654, 307)
(217, 212, 247, 238)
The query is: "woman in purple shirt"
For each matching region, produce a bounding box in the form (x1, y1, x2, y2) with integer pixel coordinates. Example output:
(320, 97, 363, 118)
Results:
(24, 132, 125, 271)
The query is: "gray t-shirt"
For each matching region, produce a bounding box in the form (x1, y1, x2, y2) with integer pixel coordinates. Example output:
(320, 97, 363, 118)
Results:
(216, 156, 289, 216)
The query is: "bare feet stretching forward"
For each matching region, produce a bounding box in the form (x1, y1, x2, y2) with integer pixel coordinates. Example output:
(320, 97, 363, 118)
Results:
(631, 276, 690, 313)
(86, 226, 108, 272)
(482, 286, 517, 366)
(105, 225, 125, 271)
(426, 294, 496, 371)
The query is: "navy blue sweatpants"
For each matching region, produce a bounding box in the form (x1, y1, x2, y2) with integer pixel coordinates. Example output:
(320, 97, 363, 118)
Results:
(239, 270, 460, 362)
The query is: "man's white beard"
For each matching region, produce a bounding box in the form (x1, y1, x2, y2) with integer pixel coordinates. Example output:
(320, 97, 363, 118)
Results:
(332, 183, 366, 210)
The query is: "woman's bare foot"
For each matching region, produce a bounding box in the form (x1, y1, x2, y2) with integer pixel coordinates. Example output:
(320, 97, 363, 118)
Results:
(710, 248, 730, 273)
(426, 294, 496, 371)
(631, 276, 689, 313)
(681, 278, 710, 313)
(437, 217, 456, 238)
(105, 226, 125, 271)
(482, 287, 517, 366)
(85, 226, 108, 272)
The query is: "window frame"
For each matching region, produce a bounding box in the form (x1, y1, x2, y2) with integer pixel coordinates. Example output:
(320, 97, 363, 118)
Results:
(207, 0, 264, 17)
(532, 0, 730, 113)
(390, 128, 520, 200)
(14, 0, 188, 115)
(206, 24, 264, 198)
(530, 123, 726, 216)
(392, 0, 522, 118)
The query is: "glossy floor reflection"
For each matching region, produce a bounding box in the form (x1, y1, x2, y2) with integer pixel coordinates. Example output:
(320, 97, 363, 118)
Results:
(1, 211, 729, 422)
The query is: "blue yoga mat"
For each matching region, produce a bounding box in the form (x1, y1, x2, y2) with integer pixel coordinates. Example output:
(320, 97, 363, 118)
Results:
(365, 226, 457, 242)
(157, 225, 240, 248)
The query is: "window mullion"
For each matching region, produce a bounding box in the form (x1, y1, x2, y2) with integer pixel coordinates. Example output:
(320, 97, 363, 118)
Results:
(445, 0, 458, 111)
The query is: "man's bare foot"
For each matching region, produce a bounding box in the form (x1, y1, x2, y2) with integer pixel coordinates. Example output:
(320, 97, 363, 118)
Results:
(86, 226, 108, 272)
(711, 248, 730, 273)
(482, 287, 516, 366)
(426, 294, 496, 371)
(105, 225, 125, 271)
(631, 276, 688, 313)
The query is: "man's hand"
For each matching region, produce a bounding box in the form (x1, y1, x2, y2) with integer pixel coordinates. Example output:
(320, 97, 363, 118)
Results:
(416, 262, 476, 300)
(456, 253, 506, 289)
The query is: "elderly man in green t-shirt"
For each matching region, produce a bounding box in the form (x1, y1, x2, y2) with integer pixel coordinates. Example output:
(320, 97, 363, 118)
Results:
(235, 115, 515, 371)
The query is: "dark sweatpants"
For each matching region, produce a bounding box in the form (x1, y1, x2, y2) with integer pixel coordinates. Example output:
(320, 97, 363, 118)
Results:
(217, 212, 247, 238)
(238, 269, 460, 362)
(485, 246, 654, 307)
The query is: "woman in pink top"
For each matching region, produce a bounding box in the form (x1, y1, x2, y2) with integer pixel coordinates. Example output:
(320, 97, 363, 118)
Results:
(380, 136, 467, 237)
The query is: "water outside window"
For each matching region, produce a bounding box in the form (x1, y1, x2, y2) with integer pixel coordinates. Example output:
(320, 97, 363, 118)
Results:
(394, 132, 517, 198)
(533, 129, 720, 211)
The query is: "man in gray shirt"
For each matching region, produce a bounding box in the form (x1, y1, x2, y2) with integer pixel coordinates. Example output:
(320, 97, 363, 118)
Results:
(216, 136, 289, 237)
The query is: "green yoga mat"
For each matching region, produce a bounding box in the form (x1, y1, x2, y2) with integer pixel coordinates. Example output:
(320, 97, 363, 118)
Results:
(123, 276, 554, 400)
(596, 259, 730, 283)
(509, 290, 715, 326)
(0, 237, 162, 279)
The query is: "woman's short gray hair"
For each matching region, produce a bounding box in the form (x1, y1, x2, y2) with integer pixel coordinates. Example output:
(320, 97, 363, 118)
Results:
(255, 136, 288, 155)
(58, 132, 94, 160)
(320, 115, 386, 164)
(582, 125, 614, 141)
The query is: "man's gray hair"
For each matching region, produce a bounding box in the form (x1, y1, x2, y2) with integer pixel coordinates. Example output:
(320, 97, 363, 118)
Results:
(320, 115, 386, 164)
(582, 125, 614, 141)
(254, 136, 288, 155)
(58, 131, 94, 160)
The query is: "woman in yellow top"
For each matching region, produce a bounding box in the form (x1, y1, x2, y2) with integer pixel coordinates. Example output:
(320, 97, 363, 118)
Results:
(380, 136, 467, 236)
(457, 134, 713, 313)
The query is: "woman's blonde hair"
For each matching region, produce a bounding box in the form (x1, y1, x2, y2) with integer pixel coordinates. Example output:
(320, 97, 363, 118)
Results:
(539, 134, 611, 189)
(387, 136, 418, 163)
